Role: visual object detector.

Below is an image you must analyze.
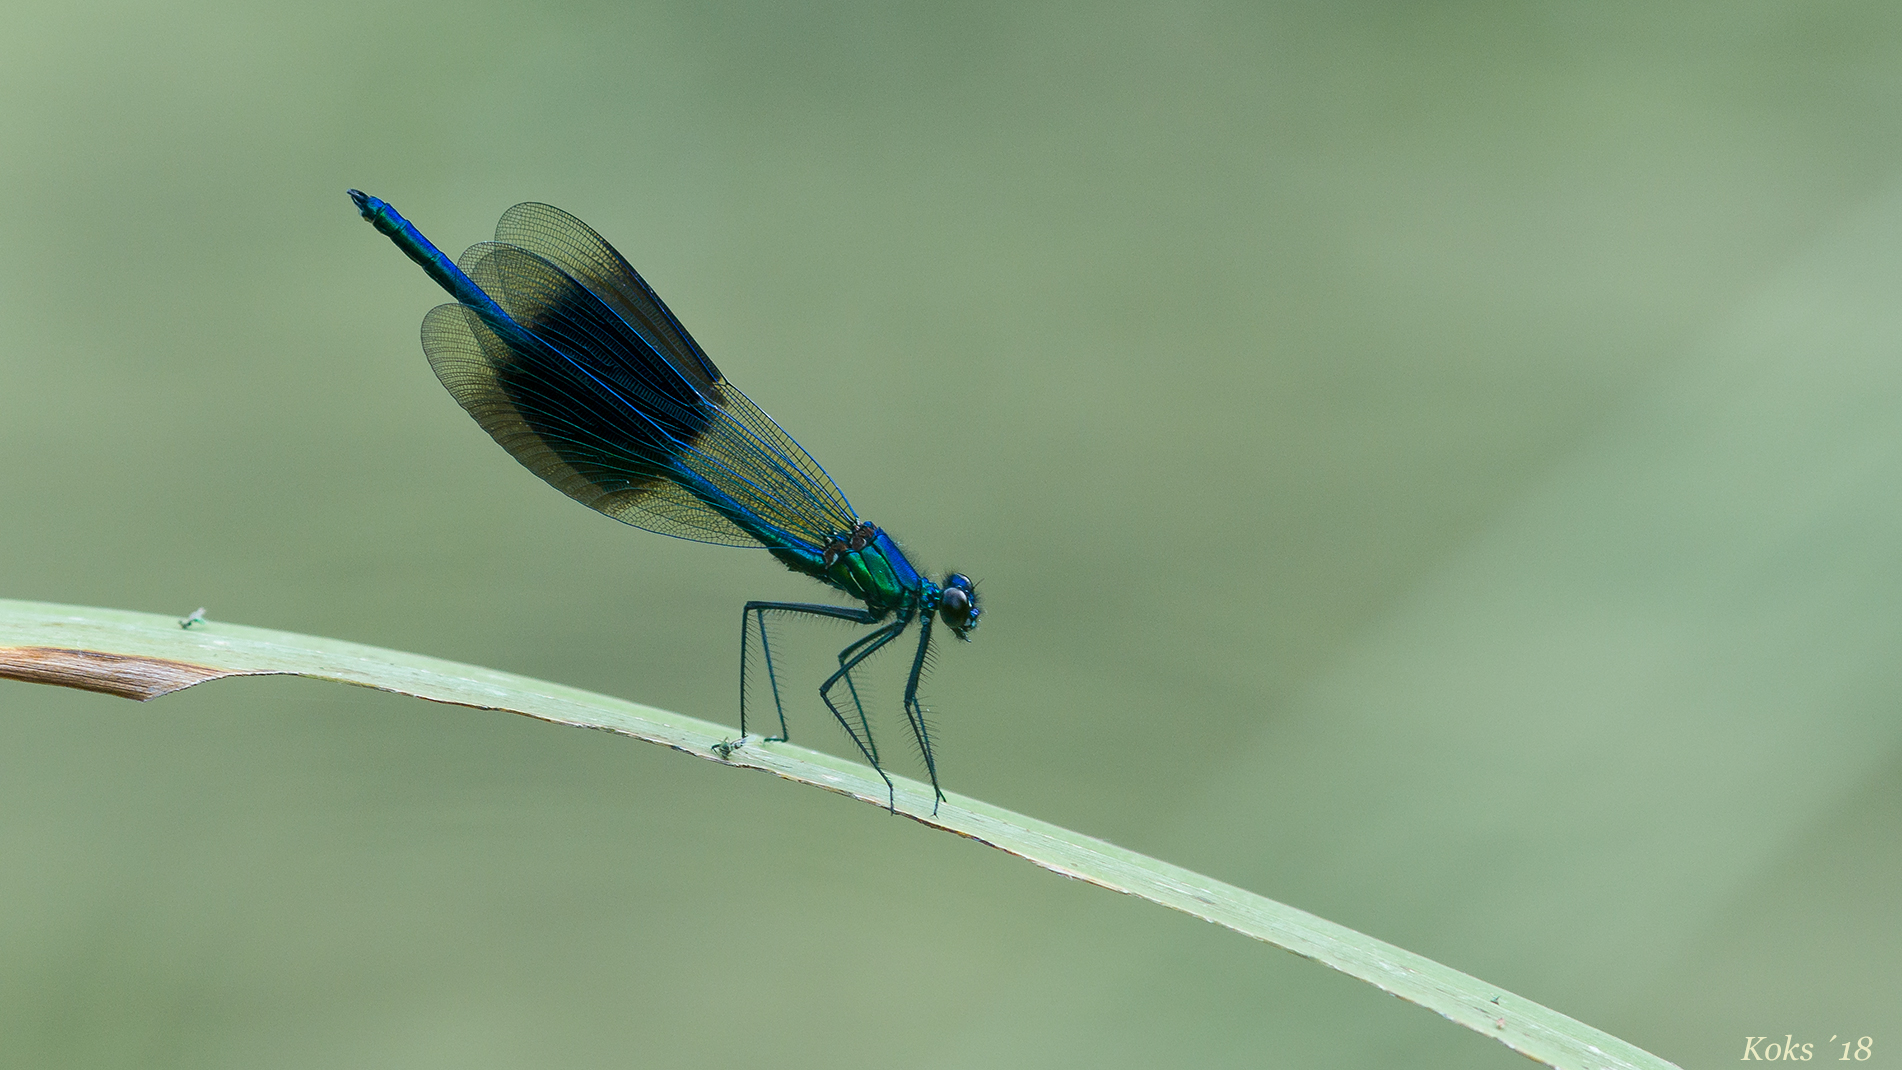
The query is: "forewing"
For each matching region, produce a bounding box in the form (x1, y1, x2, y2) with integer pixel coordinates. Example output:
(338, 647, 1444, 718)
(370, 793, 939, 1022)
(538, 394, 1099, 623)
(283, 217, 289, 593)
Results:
(494, 203, 722, 394)
(421, 301, 759, 545)
(708, 385, 857, 532)
(423, 239, 859, 548)
(489, 205, 859, 541)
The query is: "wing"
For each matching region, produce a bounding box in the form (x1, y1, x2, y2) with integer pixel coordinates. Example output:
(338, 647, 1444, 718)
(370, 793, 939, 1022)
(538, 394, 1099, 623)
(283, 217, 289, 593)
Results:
(493, 202, 723, 392)
(418, 214, 859, 551)
(490, 204, 859, 536)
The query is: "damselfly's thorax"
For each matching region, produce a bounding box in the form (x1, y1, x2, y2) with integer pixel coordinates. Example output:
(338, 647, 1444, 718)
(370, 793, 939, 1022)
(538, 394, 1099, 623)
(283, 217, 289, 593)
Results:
(811, 522, 982, 638)
(802, 521, 914, 613)
(821, 521, 879, 569)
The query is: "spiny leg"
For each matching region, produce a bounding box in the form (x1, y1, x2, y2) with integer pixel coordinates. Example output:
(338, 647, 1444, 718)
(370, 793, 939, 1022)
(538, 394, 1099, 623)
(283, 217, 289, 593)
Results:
(819, 619, 913, 810)
(740, 601, 878, 744)
(900, 612, 945, 813)
(747, 607, 787, 742)
(831, 626, 892, 764)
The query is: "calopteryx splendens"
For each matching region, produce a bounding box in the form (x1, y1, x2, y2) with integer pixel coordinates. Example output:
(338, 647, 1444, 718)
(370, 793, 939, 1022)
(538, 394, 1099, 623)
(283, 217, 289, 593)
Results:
(348, 191, 980, 812)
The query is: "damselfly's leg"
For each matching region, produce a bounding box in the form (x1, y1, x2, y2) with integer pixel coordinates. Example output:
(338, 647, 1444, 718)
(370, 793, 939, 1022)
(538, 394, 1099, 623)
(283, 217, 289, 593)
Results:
(819, 620, 912, 810)
(830, 626, 891, 764)
(900, 612, 945, 813)
(741, 602, 878, 743)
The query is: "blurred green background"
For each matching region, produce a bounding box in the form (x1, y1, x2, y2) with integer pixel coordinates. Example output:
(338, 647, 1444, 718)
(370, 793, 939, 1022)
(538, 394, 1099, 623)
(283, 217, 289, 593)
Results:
(3, 1, 1900, 1066)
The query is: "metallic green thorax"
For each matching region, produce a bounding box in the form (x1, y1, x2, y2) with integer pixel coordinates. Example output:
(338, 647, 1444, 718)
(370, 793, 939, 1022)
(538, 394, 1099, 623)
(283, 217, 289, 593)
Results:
(768, 525, 933, 617)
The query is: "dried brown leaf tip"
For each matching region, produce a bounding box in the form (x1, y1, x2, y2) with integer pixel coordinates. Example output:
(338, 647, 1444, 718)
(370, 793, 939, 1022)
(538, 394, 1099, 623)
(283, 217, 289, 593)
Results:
(0, 647, 239, 700)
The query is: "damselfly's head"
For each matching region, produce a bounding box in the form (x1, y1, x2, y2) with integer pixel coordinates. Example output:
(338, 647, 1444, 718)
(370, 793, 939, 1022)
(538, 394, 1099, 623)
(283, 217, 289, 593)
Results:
(938, 573, 981, 640)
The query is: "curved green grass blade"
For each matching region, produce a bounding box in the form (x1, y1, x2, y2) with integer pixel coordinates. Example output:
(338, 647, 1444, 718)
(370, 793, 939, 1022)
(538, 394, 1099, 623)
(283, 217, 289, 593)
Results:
(0, 597, 1676, 1070)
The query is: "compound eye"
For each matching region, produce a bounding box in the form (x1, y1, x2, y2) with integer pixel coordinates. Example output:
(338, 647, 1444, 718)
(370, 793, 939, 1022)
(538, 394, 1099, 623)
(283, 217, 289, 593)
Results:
(940, 587, 970, 618)
(939, 575, 979, 634)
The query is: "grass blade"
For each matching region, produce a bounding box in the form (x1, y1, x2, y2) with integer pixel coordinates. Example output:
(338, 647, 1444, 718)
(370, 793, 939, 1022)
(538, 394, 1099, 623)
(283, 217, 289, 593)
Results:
(0, 597, 1676, 1070)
